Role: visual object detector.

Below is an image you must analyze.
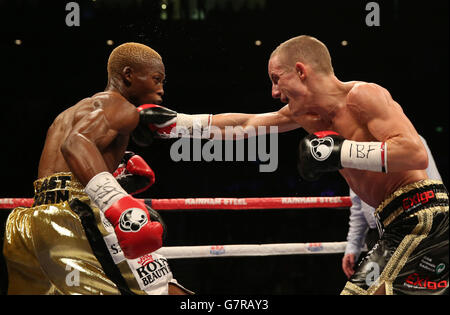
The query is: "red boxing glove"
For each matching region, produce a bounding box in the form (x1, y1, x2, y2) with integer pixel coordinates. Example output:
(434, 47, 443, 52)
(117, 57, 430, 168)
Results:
(131, 104, 212, 147)
(113, 151, 155, 195)
(104, 195, 163, 259)
(137, 104, 178, 138)
(85, 172, 164, 259)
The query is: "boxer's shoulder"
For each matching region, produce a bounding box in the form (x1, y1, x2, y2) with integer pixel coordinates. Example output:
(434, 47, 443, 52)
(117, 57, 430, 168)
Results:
(90, 91, 135, 111)
(347, 82, 390, 104)
(346, 82, 394, 118)
(70, 92, 138, 130)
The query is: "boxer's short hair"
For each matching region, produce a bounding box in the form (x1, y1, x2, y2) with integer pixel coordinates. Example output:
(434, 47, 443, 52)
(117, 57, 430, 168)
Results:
(107, 42, 162, 78)
(271, 35, 334, 75)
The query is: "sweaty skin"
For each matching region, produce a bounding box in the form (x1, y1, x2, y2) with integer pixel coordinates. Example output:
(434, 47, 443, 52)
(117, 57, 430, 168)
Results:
(38, 60, 165, 187)
(35, 56, 188, 295)
(304, 81, 427, 208)
(328, 82, 427, 208)
(38, 91, 139, 186)
(209, 56, 428, 209)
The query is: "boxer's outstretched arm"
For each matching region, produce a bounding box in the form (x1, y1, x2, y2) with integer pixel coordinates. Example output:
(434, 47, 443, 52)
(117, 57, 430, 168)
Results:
(61, 102, 139, 186)
(134, 104, 329, 143)
(211, 105, 298, 133)
(209, 105, 302, 139)
(348, 83, 428, 172)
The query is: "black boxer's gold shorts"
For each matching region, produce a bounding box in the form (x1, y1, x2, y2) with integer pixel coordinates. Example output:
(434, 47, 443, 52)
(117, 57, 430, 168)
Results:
(3, 173, 187, 295)
(341, 180, 449, 295)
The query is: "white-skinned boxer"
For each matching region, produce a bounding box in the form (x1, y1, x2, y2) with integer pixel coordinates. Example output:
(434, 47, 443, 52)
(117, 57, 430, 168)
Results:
(134, 35, 448, 295)
(342, 135, 443, 280)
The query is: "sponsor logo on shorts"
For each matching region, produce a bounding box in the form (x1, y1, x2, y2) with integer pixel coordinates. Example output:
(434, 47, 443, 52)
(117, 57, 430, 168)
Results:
(418, 256, 446, 275)
(404, 273, 448, 291)
(103, 233, 172, 291)
(402, 190, 435, 212)
(134, 256, 171, 287)
(33, 175, 71, 206)
(100, 211, 114, 234)
(436, 263, 446, 275)
(103, 233, 125, 264)
(137, 254, 154, 266)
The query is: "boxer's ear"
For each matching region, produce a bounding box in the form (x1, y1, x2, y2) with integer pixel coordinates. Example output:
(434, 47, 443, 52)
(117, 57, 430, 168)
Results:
(295, 62, 307, 80)
(122, 66, 133, 86)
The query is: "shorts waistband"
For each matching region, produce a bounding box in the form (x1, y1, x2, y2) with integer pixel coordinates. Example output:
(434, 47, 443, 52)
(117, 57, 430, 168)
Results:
(33, 172, 87, 206)
(375, 180, 449, 229)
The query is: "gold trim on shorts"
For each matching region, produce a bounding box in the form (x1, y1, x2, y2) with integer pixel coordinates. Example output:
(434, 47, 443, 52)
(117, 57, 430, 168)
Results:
(341, 206, 446, 295)
(375, 180, 448, 227)
(4, 173, 120, 294)
(32, 172, 88, 206)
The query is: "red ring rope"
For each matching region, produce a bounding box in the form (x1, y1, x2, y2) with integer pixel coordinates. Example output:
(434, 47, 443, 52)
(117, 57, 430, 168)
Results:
(0, 196, 351, 210)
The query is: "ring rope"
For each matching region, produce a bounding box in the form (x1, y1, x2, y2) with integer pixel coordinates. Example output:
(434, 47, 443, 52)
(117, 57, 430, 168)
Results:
(156, 242, 354, 259)
(0, 196, 352, 210)
(0, 197, 355, 258)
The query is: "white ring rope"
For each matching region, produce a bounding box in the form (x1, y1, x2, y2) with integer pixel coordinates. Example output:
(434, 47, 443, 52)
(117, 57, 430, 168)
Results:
(0, 197, 356, 258)
(155, 242, 359, 259)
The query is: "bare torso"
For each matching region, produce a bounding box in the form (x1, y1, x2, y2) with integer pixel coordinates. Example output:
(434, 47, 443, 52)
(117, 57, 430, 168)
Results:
(333, 109, 427, 208)
(38, 91, 133, 180)
(293, 81, 427, 208)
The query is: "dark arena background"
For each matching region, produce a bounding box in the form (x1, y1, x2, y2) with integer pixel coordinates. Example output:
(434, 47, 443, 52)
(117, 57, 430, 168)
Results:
(0, 0, 448, 297)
